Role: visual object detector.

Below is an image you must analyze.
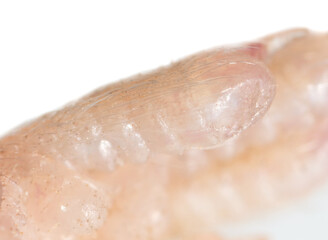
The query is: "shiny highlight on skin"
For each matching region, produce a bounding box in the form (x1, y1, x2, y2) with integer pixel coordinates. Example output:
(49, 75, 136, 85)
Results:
(0, 29, 328, 240)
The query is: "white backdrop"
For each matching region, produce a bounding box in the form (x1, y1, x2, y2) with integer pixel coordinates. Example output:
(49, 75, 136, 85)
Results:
(0, 0, 326, 135)
(0, 2, 327, 239)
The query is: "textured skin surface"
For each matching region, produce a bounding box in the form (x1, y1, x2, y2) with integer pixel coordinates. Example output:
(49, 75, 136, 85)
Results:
(0, 29, 327, 240)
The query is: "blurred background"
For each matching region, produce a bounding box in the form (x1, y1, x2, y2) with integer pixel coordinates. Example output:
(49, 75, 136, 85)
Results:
(0, 2, 327, 239)
(0, 0, 326, 135)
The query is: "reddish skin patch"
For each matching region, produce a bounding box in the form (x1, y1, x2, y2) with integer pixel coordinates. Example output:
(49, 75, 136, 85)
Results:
(245, 43, 267, 61)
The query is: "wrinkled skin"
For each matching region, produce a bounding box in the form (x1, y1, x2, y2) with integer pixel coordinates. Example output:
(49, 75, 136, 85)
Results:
(0, 29, 327, 240)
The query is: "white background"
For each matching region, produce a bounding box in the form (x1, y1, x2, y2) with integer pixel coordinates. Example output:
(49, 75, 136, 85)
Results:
(0, 0, 326, 136)
(0, 1, 328, 239)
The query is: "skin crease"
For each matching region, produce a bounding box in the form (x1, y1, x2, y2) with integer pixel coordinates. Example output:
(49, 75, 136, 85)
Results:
(0, 29, 327, 240)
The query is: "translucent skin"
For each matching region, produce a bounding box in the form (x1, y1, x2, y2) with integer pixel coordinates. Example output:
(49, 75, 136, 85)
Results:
(0, 29, 327, 240)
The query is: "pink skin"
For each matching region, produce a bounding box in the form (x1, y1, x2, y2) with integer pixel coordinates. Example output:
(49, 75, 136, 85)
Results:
(0, 29, 328, 240)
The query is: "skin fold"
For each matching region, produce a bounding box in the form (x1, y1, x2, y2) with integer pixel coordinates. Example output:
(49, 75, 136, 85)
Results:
(0, 29, 327, 239)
